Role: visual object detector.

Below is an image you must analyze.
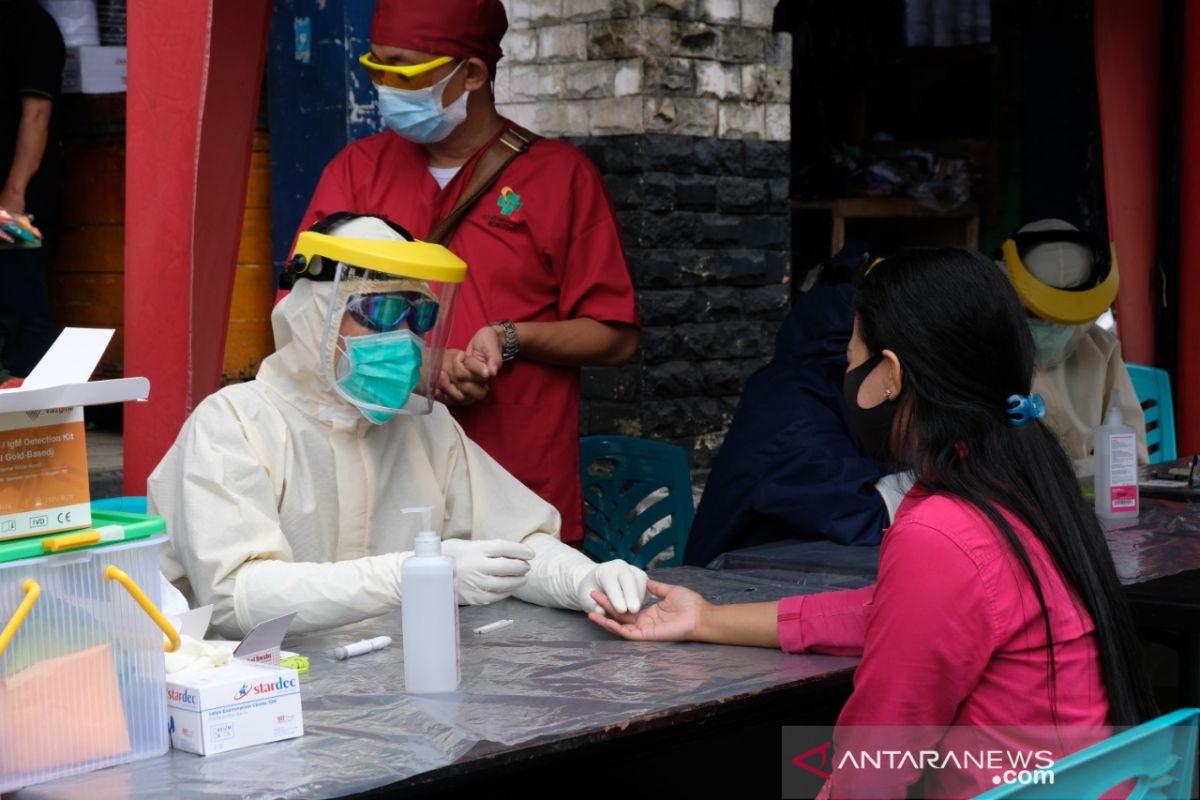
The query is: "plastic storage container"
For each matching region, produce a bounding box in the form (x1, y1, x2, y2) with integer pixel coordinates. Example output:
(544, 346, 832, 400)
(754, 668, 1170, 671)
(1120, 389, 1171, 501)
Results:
(0, 511, 174, 792)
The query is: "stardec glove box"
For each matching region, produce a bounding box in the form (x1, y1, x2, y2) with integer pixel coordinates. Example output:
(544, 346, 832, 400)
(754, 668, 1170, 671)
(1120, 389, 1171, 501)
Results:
(165, 659, 304, 756)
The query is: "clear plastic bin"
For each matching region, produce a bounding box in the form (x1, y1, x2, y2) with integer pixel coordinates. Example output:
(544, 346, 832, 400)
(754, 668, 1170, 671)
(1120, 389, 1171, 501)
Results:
(0, 530, 172, 792)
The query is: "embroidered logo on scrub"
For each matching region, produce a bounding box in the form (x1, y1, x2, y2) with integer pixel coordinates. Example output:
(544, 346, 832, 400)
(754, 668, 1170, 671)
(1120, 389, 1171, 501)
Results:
(496, 186, 522, 216)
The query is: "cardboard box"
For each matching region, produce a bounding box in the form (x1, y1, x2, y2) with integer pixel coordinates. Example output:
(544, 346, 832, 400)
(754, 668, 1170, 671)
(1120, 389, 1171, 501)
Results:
(62, 45, 127, 94)
(0, 329, 148, 540)
(165, 659, 303, 756)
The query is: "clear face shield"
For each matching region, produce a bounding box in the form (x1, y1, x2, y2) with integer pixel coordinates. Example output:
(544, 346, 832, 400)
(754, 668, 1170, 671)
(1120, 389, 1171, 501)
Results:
(288, 215, 467, 422)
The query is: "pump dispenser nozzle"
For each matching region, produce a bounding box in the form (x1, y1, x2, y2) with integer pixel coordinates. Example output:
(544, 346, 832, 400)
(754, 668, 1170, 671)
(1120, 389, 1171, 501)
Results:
(403, 506, 440, 555)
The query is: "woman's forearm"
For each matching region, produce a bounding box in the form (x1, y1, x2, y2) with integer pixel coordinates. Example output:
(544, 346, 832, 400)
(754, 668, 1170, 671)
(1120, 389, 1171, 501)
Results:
(695, 600, 781, 648)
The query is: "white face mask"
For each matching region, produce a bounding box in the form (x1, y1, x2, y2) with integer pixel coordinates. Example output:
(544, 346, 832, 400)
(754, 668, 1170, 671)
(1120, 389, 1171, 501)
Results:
(1028, 317, 1080, 368)
(375, 61, 469, 144)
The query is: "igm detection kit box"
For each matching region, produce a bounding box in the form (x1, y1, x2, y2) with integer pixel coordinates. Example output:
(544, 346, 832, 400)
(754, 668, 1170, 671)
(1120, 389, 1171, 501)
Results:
(166, 659, 303, 756)
(0, 329, 148, 540)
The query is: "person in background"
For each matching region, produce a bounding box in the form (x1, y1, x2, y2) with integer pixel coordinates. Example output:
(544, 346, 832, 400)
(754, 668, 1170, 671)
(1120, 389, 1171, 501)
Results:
(1001, 219, 1148, 473)
(299, 0, 638, 545)
(0, 0, 64, 377)
(590, 248, 1155, 798)
(684, 248, 906, 567)
(150, 215, 647, 638)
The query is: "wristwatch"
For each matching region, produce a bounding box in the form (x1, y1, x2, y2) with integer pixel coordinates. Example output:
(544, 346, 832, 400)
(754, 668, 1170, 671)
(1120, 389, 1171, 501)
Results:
(494, 320, 519, 362)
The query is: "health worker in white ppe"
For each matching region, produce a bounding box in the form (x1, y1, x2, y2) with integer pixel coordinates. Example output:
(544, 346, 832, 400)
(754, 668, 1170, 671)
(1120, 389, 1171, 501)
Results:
(1001, 219, 1148, 474)
(149, 213, 648, 637)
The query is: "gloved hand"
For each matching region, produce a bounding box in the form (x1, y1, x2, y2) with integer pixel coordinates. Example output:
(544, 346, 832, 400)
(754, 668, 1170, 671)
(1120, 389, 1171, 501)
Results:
(573, 559, 649, 615)
(441, 538, 536, 605)
(512, 532, 649, 614)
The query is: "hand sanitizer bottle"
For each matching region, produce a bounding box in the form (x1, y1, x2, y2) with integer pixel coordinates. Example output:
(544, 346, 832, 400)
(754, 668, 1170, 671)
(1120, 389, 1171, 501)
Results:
(400, 506, 460, 693)
(1094, 389, 1140, 521)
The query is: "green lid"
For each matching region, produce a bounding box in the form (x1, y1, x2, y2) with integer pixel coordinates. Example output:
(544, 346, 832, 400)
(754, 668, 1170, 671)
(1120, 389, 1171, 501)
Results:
(0, 510, 165, 564)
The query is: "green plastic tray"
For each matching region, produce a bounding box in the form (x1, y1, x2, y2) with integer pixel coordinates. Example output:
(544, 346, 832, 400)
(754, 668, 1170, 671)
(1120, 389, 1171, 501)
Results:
(0, 510, 165, 564)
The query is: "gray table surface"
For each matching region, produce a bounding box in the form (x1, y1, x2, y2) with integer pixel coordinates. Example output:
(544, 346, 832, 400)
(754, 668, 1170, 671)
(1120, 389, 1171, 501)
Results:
(712, 496, 1200, 586)
(14, 567, 865, 800)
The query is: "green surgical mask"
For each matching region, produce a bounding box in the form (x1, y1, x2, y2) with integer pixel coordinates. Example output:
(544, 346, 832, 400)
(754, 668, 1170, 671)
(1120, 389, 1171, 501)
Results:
(335, 329, 423, 424)
(1028, 318, 1078, 368)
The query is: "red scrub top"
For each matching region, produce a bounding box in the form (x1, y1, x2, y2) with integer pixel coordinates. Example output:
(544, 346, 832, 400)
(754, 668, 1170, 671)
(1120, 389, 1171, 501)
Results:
(300, 122, 639, 542)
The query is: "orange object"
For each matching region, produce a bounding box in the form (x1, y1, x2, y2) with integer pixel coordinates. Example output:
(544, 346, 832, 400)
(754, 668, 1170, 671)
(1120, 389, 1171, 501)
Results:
(0, 645, 132, 775)
(0, 420, 90, 540)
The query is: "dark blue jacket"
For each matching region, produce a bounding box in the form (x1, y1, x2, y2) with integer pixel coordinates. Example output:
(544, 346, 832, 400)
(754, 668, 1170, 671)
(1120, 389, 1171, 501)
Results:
(683, 282, 888, 567)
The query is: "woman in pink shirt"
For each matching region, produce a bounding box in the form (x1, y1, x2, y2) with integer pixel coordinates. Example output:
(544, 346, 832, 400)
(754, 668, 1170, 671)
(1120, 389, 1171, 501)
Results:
(589, 248, 1156, 798)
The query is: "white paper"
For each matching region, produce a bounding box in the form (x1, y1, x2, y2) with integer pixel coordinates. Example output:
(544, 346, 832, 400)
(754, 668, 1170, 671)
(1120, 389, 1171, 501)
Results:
(173, 605, 214, 640)
(20, 328, 114, 390)
(234, 612, 297, 665)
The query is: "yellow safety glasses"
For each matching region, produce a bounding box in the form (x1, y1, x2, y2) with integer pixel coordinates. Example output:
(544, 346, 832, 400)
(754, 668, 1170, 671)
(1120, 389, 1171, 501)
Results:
(359, 53, 457, 90)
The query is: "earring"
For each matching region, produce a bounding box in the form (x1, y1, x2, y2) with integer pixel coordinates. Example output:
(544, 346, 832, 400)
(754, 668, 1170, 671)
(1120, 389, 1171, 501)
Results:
(884, 388, 893, 400)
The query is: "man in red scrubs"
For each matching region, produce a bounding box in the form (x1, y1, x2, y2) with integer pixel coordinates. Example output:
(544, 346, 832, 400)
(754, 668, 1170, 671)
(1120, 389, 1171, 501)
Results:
(299, 0, 639, 543)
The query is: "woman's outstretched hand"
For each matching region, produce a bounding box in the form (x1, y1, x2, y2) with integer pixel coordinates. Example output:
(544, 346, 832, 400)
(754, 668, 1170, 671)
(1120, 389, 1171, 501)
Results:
(587, 579, 710, 642)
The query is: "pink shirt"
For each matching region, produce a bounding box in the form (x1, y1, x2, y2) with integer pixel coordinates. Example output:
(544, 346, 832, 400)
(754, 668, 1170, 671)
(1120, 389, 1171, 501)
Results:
(778, 489, 1111, 798)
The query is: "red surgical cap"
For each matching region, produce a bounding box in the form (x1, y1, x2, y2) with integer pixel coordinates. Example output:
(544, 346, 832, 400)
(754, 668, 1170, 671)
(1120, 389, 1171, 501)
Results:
(371, 0, 508, 70)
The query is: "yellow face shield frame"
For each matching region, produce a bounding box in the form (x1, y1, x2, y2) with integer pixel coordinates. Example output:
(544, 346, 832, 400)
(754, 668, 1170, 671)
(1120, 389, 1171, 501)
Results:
(1002, 238, 1119, 325)
(358, 53, 456, 90)
(292, 231, 467, 284)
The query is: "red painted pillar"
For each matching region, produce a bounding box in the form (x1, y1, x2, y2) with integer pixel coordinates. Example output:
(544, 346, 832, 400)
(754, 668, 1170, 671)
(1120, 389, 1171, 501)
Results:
(1177, 1, 1200, 454)
(124, 0, 272, 493)
(1093, 0, 1163, 367)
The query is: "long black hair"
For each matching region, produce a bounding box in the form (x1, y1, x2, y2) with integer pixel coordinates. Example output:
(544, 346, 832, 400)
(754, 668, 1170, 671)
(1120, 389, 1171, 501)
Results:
(856, 247, 1155, 726)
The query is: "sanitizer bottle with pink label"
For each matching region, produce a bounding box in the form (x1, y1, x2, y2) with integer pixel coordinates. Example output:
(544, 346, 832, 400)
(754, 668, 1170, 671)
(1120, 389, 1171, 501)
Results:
(1093, 389, 1139, 521)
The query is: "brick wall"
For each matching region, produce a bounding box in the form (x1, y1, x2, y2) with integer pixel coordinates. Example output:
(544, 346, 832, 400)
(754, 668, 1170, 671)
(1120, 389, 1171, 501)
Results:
(497, 1, 792, 470)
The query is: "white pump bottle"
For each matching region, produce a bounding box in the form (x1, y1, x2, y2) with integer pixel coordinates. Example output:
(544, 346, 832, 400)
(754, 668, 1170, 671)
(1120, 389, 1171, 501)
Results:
(400, 506, 460, 693)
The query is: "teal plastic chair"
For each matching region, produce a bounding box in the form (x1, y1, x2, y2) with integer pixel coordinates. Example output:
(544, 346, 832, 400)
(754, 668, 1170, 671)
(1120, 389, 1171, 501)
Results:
(90, 496, 148, 514)
(579, 436, 695, 569)
(1126, 364, 1177, 464)
(973, 707, 1199, 799)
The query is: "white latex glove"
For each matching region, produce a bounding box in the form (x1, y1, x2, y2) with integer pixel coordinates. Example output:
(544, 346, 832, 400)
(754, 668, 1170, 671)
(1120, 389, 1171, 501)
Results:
(441, 538, 536, 605)
(574, 559, 649, 615)
(164, 634, 234, 674)
(514, 532, 649, 614)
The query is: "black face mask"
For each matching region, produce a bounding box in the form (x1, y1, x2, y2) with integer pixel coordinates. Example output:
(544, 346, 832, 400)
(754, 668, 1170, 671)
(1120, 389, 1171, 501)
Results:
(843, 353, 898, 463)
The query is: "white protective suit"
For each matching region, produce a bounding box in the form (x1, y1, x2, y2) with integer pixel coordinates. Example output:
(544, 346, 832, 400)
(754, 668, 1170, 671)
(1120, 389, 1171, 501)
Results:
(150, 278, 643, 637)
(1032, 324, 1148, 476)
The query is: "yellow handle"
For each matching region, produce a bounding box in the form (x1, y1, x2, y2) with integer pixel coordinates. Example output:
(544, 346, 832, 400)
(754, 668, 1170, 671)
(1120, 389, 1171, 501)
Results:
(0, 579, 41, 658)
(42, 530, 102, 553)
(104, 565, 180, 653)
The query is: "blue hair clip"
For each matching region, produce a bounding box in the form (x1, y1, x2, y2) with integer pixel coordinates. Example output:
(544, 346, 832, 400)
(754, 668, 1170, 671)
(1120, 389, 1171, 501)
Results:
(1006, 393, 1046, 427)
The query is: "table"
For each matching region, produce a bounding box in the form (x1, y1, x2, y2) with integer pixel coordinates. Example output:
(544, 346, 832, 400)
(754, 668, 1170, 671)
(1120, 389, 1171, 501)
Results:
(14, 568, 867, 800)
(792, 197, 981, 256)
(711, 497, 1200, 585)
(711, 496, 1200, 706)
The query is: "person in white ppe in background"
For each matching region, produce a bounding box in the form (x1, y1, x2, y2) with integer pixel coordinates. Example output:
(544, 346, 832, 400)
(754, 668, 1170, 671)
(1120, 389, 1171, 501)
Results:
(1001, 219, 1148, 475)
(149, 213, 648, 638)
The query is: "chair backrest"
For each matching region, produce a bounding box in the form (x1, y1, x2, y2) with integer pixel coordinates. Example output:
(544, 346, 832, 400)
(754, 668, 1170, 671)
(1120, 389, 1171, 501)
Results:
(579, 436, 695, 569)
(972, 708, 1199, 799)
(1126, 364, 1177, 464)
